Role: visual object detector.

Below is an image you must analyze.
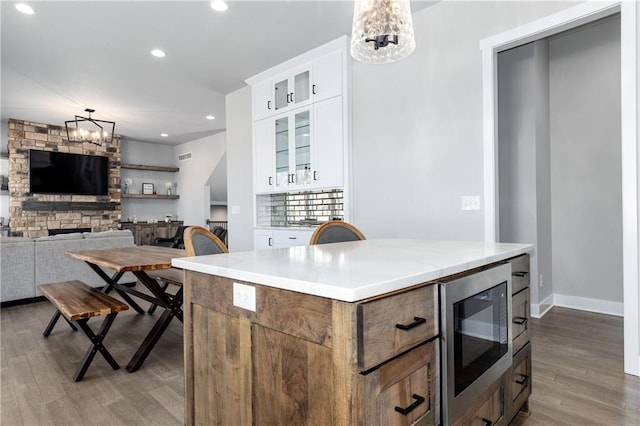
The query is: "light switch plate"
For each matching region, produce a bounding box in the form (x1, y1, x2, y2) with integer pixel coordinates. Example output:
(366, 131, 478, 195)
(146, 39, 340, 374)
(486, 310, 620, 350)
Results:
(461, 196, 481, 211)
(233, 282, 256, 311)
(231, 206, 240, 215)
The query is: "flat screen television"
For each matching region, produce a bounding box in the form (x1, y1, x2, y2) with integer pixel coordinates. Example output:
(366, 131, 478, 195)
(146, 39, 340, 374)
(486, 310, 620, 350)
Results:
(29, 149, 109, 195)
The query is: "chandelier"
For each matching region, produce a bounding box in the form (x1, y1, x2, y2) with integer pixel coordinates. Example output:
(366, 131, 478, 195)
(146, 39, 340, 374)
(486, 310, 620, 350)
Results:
(350, 0, 416, 64)
(65, 108, 116, 146)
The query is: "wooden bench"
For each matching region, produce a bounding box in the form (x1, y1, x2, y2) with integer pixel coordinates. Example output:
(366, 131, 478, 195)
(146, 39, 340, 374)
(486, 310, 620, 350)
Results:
(39, 280, 129, 382)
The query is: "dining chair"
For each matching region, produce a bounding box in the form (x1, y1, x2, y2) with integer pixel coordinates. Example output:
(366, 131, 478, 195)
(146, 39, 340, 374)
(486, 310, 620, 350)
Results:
(184, 226, 229, 256)
(309, 221, 366, 245)
(152, 225, 188, 249)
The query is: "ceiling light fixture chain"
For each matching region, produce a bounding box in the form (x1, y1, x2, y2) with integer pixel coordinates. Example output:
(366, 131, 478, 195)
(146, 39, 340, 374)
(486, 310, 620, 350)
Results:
(65, 108, 116, 146)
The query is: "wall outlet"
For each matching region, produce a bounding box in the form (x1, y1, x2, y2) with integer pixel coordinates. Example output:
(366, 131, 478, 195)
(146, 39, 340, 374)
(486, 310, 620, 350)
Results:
(461, 196, 481, 211)
(233, 282, 256, 312)
(539, 274, 544, 288)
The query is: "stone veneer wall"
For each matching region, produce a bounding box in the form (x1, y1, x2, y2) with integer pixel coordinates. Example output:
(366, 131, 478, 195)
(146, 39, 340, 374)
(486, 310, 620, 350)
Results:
(7, 118, 121, 237)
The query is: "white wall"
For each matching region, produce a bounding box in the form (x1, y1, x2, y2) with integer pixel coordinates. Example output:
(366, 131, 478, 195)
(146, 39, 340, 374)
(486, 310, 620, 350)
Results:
(225, 86, 254, 252)
(121, 139, 177, 221)
(174, 133, 226, 228)
(549, 16, 622, 306)
(350, 1, 577, 240)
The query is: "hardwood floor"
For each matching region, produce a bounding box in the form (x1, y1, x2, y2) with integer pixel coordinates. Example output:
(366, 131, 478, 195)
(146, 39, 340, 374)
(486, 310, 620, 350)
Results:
(1, 299, 183, 426)
(1, 301, 639, 425)
(512, 307, 640, 426)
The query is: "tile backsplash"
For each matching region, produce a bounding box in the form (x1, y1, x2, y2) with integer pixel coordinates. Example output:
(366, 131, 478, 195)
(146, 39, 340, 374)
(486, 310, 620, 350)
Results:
(257, 189, 344, 227)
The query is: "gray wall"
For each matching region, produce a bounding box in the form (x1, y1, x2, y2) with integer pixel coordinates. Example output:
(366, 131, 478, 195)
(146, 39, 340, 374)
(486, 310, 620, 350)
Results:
(349, 1, 576, 240)
(173, 132, 226, 228)
(533, 40, 553, 307)
(226, 1, 578, 250)
(549, 16, 622, 303)
(120, 139, 177, 221)
(0, 120, 8, 222)
(498, 42, 542, 306)
(225, 86, 254, 252)
(497, 39, 553, 310)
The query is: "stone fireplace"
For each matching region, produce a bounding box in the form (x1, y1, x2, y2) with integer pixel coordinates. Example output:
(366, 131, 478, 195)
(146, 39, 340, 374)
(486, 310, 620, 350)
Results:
(7, 119, 122, 237)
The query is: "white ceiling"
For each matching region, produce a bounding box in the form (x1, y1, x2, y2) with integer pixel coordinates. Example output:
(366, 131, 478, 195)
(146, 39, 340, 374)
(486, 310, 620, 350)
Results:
(1, 1, 432, 145)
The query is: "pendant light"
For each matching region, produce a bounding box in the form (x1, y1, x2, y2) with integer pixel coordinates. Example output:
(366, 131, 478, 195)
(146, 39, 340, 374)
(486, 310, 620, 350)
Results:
(350, 0, 416, 64)
(65, 108, 116, 146)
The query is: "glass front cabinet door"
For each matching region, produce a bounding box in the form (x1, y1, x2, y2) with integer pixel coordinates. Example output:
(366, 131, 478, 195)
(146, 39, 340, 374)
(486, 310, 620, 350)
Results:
(274, 68, 312, 112)
(273, 107, 314, 190)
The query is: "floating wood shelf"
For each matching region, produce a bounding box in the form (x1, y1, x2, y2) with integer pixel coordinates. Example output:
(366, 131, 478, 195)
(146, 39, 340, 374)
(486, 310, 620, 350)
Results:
(121, 164, 179, 172)
(22, 201, 117, 211)
(121, 194, 179, 200)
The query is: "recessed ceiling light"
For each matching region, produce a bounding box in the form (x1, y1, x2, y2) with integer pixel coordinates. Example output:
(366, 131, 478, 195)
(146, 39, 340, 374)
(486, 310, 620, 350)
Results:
(15, 3, 35, 15)
(205, 115, 215, 120)
(210, 0, 228, 12)
(160, 133, 169, 137)
(151, 49, 166, 58)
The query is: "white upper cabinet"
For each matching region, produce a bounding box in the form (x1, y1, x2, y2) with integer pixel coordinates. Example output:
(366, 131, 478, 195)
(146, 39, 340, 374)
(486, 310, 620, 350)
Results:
(312, 96, 344, 189)
(249, 35, 350, 197)
(253, 118, 275, 193)
(249, 41, 347, 122)
(252, 80, 274, 122)
(312, 50, 343, 103)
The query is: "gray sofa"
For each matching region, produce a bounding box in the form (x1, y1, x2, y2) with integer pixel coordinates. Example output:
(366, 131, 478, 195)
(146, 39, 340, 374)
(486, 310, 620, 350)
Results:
(1, 230, 136, 303)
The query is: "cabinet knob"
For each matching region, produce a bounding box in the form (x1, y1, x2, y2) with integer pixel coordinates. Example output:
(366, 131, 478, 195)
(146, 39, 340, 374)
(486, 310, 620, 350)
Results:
(313, 170, 318, 181)
(268, 237, 272, 247)
(267, 100, 271, 110)
(312, 84, 317, 95)
(268, 176, 273, 186)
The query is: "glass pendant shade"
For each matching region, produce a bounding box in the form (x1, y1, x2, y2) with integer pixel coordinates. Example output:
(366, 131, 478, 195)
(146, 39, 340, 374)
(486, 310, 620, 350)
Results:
(350, 0, 415, 64)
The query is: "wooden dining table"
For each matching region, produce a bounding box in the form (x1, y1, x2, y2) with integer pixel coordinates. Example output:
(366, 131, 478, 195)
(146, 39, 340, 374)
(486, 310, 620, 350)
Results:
(66, 245, 186, 372)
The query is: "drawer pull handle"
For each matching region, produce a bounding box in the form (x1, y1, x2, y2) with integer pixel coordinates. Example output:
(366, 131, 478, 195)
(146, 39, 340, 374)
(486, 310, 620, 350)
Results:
(394, 394, 425, 415)
(513, 271, 529, 277)
(396, 316, 426, 330)
(516, 373, 529, 386)
(513, 316, 528, 325)
(481, 418, 493, 426)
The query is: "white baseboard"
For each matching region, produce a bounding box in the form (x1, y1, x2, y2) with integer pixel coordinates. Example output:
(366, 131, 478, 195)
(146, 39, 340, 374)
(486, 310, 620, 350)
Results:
(530, 293, 623, 318)
(531, 293, 553, 318)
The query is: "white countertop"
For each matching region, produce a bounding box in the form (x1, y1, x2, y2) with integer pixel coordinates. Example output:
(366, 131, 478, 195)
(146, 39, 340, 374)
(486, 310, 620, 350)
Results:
(172, 239, 533, 302)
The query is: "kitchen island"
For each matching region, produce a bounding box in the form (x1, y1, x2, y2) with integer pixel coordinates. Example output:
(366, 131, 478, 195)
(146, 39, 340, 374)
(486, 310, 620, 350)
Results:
(173, 239, 533, 425)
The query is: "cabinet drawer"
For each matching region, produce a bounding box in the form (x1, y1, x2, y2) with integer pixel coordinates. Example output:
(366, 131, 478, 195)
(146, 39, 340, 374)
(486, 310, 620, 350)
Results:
(509, 255, 530, 294)
(507, 342, 532, 423)
(364, 340, 439, 426)
(452, 376, 504, 426)
(512, 287, 530, 355)
(272, 229, 313, 247)
(358, 284, 438, 371)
